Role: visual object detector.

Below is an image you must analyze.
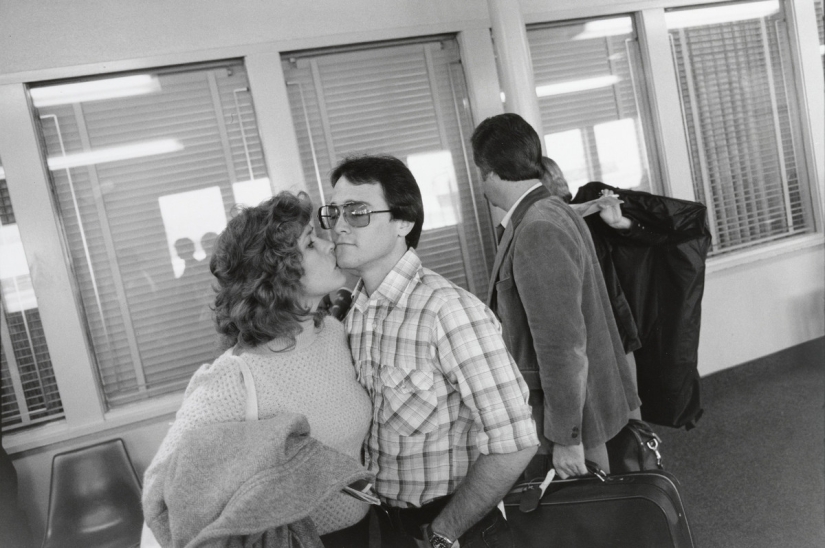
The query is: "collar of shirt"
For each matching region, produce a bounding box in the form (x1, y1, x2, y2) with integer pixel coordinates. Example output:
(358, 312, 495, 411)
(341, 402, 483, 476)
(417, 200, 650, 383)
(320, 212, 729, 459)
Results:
(500, 181, 543, 229)
(350, 248, 421, 314)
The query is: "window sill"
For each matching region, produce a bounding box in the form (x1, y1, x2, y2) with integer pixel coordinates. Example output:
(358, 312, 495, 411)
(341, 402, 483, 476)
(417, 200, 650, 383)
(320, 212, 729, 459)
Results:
(3, 392, 184, 457)
(706, 233, 824, 275)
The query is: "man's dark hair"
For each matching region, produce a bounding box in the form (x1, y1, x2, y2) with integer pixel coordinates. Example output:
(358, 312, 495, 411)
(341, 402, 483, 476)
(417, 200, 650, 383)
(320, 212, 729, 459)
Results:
(330, 154, 424, 249)
(471, 113, 544, 181)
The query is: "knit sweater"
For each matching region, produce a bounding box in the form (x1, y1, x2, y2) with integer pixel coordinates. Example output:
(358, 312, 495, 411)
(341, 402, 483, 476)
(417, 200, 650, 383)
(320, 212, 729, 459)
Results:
(143, 318, 372, 534)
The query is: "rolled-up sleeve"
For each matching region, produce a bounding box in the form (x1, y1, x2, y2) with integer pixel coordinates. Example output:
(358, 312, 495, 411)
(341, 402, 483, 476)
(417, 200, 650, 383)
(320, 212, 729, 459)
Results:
(435, 296, 539, 455)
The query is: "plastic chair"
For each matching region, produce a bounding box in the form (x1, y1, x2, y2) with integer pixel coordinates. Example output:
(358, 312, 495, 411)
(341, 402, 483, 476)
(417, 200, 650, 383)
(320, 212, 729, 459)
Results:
(42, 438, 143, 548)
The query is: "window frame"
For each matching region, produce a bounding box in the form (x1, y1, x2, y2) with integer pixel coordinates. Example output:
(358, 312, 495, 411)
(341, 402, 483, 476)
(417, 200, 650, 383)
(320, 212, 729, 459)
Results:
(0, 0, 821, 454)
(0, 25, 509, 454)
(0, 49, 303, 454)
(526, 13, 667, 198)
(633, 1, 823, 269)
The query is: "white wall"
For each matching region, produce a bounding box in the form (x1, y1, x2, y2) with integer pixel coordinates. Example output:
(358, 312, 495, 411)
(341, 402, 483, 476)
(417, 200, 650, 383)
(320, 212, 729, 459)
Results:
(1, 0, 823, 541)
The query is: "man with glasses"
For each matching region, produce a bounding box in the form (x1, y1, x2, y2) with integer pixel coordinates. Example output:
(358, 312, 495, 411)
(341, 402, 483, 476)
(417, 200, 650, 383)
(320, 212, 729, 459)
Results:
(319, 154, 538, 548)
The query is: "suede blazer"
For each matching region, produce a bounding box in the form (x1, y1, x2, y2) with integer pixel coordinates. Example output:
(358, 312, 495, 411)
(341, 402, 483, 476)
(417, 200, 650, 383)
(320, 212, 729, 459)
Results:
(487, 186, 640, 449)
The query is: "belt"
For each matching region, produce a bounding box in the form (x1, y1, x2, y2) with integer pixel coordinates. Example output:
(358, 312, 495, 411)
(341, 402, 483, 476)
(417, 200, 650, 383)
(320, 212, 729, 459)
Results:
(379, 495, 452, 540)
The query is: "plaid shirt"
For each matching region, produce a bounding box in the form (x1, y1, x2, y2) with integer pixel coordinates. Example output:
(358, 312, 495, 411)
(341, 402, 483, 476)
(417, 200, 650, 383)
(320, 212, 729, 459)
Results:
(345, 250, 538, 508)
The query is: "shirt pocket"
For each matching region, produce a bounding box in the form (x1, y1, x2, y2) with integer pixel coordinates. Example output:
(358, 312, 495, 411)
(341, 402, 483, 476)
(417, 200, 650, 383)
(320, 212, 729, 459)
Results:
(378, 366, 438, 436)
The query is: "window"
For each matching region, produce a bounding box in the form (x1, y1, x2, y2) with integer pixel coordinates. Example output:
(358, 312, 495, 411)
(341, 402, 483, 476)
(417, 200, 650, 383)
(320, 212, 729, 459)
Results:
(282, 37, 495, 298)
(668, 0, 814, 255)
(31, 61, 271, 408)
(527, 16, 661, 197)
(0, 161, 64, 433)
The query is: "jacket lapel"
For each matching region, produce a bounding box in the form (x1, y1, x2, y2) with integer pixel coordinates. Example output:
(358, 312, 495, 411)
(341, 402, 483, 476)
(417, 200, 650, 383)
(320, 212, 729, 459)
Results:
(487, 186, 551, 306)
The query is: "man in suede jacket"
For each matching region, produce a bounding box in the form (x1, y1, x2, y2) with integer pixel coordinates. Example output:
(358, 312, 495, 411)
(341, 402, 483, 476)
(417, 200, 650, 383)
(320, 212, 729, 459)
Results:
(471, 113, 640, 479)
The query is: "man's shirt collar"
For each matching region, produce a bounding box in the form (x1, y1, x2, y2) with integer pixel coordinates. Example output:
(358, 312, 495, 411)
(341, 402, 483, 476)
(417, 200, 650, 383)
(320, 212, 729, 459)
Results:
(351, 248, 420, 312)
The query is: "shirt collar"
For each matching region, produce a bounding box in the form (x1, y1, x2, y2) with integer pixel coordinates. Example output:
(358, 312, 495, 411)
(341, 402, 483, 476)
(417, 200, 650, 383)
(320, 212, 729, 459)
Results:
(500, 182, 543, 228)
(351, 248, 421, 312)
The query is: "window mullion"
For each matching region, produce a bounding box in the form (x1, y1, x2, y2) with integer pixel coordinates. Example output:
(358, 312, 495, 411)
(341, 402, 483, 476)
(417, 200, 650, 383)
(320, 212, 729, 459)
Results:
(758, 18, 794, 229)
(636, 9, 697, 202)
(207, 71, 240, 186)
(309, 59, 338, 168)
(423, 44, 476, 295)
(677, 28, 721, 249)
(785, 0, 824, 232)
(0, 83, 105, 426)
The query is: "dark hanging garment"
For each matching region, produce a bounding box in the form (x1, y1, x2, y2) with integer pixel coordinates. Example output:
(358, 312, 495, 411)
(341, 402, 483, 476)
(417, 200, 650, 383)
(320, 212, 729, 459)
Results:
(572, 182, 711, 429)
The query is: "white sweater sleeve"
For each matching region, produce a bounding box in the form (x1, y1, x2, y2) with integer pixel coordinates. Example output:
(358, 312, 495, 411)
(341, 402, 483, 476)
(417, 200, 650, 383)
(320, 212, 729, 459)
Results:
(142, 352, 247, 499)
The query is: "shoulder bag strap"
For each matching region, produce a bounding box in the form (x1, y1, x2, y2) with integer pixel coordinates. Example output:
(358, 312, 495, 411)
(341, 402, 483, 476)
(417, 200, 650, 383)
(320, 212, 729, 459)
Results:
(236, 358, 259, 422)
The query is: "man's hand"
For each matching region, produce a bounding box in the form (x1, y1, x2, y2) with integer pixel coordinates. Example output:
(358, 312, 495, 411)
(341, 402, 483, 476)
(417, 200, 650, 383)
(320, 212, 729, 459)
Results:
(597, 190, 633, 230)
(552, 443, 587, 479)
(429, 445, 536, 541)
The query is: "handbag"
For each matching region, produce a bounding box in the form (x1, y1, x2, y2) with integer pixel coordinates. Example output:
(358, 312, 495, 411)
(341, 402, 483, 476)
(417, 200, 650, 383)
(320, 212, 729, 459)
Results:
(605, 418, 663, 473)
(503, 462, 695, 548)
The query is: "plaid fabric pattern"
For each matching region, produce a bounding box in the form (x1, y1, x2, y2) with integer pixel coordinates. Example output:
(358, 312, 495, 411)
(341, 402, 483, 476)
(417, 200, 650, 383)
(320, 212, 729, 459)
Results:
(346, 250, 538, 508)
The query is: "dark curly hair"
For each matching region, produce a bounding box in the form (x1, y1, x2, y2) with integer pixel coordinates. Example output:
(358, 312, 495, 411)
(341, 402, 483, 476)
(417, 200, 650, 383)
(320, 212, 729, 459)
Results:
(209, 192, 323, 351)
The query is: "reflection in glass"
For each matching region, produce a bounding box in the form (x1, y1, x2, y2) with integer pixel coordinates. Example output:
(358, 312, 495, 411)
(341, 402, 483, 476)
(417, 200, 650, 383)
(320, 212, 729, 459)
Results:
(528, 15, 657, 195)
(232, 178, 273, 209)
(30, 74, 162, 107)
(544, 129, 588, 196)
(33, 61, 270, 407)
(47, 139, 183, 171)
(407, 151, 461, 231)
(594, 118, 644, 190)
(158, 186, 227, 278)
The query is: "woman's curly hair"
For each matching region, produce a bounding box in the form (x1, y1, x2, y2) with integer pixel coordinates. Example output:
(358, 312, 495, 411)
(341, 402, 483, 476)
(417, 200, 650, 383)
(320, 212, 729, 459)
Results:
(210, 192, 322, 350)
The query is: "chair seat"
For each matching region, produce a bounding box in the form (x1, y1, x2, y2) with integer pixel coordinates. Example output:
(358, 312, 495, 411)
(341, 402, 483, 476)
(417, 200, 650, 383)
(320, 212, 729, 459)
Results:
(42, 438, 143, 548)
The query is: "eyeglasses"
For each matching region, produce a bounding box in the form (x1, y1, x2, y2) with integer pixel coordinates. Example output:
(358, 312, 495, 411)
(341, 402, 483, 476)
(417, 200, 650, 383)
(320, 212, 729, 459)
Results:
(317, 202, 393, 230)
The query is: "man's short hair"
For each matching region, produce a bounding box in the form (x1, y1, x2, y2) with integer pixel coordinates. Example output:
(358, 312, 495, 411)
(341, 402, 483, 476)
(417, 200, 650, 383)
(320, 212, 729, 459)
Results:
(471, 113, 544, 181)
(330, 154, 424, 249)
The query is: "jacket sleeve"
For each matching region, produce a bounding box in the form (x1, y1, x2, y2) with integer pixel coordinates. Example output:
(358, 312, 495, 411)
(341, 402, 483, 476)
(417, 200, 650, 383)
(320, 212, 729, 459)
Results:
(512, 218, 588, 446)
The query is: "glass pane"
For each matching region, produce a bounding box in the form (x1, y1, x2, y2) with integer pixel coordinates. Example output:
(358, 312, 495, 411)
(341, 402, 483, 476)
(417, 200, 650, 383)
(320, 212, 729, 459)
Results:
(667, 0, 814, 255)
(0, 161, 64, 433)
(283, 39, 495, 298)
(528, 16, 659, 198)
(31, 61, 271, 407)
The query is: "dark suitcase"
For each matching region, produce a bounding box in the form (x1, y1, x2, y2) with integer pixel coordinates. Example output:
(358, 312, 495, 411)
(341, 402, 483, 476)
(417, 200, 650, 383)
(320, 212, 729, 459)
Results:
(502, 468, 695, 547)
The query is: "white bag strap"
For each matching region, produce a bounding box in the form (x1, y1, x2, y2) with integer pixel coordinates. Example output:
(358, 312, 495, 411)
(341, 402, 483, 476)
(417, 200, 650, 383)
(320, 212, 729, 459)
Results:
(237, 358, 258, 422)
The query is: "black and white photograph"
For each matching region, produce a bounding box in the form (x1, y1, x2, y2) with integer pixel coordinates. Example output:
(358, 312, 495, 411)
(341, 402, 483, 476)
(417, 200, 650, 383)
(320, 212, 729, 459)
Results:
(1, 1, 823, 547)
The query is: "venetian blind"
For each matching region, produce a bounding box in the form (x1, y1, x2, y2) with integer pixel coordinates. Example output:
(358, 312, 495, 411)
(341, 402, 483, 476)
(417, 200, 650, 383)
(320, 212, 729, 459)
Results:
(282, 38, 495, 298)
(35, 61, 269, 407)
(668, 2, 813, 254)
(527, 17, 659, 193)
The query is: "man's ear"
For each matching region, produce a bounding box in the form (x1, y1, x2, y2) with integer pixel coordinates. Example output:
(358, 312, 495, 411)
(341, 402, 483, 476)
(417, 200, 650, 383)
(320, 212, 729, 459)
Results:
(395, 218, 414, 239)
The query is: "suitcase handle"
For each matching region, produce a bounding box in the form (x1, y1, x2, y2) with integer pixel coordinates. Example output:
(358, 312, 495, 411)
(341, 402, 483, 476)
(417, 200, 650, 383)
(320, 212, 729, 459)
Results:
(585, 460, 608, 481)
(518, 460, 610, 513)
